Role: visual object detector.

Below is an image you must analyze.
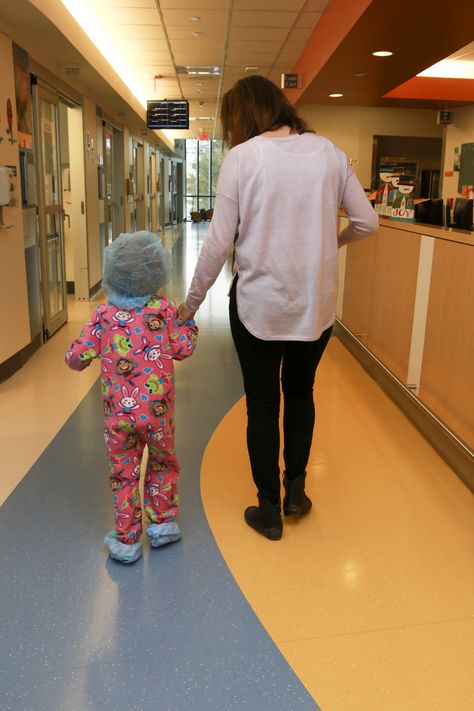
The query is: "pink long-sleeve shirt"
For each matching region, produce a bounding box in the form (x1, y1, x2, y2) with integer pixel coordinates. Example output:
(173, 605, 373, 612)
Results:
(185, 132, 379, 341)
(65, 296, 198, 421)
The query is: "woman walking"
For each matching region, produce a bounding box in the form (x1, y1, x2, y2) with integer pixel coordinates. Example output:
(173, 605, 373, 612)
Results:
(179, 75, 378, 540)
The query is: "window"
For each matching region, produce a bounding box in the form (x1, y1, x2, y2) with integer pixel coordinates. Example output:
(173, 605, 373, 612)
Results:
(185, 139, 226, 217)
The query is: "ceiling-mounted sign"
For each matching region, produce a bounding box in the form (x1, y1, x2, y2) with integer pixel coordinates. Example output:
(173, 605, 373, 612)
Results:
(281, 73, 301, 89)
(437, 110, 452, 125)
(147, 100, 189, 129)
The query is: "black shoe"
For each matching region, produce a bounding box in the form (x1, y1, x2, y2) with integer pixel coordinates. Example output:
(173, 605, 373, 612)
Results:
(283, 472, 312, 517)
(244, 497, 283, 540)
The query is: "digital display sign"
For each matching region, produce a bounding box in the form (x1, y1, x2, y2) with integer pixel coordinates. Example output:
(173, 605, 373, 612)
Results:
(147, 100, 189, 130)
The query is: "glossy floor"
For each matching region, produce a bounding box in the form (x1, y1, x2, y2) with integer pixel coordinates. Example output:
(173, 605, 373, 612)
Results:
(1, 223, 473, 710)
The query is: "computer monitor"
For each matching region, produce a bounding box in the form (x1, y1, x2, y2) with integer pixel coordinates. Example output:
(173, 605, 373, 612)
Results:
(415, 199, 444, 226)
(452, 198, 473, 231)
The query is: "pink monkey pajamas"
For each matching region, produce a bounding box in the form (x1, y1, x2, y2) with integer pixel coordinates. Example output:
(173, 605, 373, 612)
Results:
(65, 295, 198, 563)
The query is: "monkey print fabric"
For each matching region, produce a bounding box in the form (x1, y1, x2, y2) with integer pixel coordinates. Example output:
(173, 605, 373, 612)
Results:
(65, 297, 198, 544)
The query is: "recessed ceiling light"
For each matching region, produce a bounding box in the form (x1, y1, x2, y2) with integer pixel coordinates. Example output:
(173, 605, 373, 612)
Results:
(192, 32, 201, 36)
(245, 66, 260, 72)
(329, 93, 343, 98)
(190, 16, 200, 21)
(355, 72, 366, 77)
(372, 50, 393, 57)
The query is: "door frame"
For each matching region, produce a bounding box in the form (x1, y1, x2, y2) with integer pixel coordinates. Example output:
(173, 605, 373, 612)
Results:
(32, 79, 67, 338)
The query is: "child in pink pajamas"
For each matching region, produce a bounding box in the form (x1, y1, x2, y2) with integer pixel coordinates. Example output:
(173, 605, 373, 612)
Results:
(65, 231, 198, 564)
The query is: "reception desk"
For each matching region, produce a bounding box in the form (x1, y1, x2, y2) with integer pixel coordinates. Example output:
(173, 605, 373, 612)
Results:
(336, 217, 474, 489)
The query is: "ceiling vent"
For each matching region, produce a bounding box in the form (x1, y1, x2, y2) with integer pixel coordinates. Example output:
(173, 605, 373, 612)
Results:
(63, 64, 81, 76)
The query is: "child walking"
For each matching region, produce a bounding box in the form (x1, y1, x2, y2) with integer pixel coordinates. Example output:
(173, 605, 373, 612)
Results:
(65, 231, 198, 564)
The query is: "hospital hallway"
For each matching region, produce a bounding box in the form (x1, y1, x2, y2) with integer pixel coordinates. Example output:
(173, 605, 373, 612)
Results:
(1, 222, 473, 711)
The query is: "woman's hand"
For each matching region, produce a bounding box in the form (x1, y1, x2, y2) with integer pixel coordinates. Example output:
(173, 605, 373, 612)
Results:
(178, 303, 196, 322)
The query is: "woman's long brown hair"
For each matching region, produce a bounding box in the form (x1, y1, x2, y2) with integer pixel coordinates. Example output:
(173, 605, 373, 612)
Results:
(220, 75, 313, 148)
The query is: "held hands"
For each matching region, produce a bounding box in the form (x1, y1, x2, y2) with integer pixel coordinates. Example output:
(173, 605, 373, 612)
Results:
(177, 303, 196, 323)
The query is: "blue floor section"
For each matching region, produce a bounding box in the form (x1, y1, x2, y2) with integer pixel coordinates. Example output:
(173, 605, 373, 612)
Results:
(0, 231, 321, 710)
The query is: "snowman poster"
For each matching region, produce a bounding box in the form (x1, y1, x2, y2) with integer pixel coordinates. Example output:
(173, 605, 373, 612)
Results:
(390, 176, 415, 221)
(375, 165, 395, 216)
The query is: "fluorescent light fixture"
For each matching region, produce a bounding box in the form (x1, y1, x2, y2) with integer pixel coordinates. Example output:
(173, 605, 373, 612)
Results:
(60, 0, 147, 107)
(176, 66, 221, 76)
(329, 93, 343, 98)
(417, 50, 474, 79)
(372, 50, 393, 57)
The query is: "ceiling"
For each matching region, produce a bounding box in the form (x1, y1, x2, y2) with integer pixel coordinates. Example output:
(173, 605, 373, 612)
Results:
(0, 0, 473, 148)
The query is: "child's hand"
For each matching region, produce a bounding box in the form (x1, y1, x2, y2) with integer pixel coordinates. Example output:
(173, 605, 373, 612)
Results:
(177, 303, 196, 322)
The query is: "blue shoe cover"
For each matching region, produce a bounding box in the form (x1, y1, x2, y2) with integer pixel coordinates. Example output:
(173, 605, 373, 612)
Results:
(104, 530, 143, 564)
(147, 521, 181, 548)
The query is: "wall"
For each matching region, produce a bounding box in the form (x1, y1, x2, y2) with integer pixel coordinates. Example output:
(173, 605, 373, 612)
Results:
(68, 105, 88, 300)
(0, 27, 182, 375)
(299, 104, 443, 189)
(0, 32, 31, 363)
(441, 105, 474, 201)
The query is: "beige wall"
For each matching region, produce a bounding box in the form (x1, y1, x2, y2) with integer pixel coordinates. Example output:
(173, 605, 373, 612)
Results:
(299, 104, 443, 189)
(441, 105, 474, 201)
(0, 32, 31, 362)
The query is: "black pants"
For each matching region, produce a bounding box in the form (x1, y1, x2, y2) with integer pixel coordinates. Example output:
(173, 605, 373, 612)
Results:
(229, 277, 332, 504)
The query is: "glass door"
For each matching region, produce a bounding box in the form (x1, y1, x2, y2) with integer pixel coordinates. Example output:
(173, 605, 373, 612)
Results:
(33, 82, 67, 338)
(103, 125, 115, 245)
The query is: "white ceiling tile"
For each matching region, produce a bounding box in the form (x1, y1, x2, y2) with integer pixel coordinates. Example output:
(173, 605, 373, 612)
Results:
(60, 0, 335, 143)
(112, 25, 165, 39)
(95, 8, 160, 25)
(279, 40, 307, 54)
(228, 26, 288, 42)
(172, 51, 223, 65)
(234, 0, 305, 9)
(93, 0, 156, 7)
(169, 39, 224, 52)
(161, 9, 227, 27)
(228, 40, 283, 53)
(132, 65, 175, 72)
(160, 0, 229, 8)
(287, 27, 315, 44)
(303, 0, 329, 10)
(294, 12, 323, 29)
(277, 49, 304, 63)
(226, 51, 279, 63)
(166, 27, 221, 40)
(224, 64, 271, 72)
(121, 39, 168, 51)
(121, 50, 172, 61)
(232, 11, 298, 28)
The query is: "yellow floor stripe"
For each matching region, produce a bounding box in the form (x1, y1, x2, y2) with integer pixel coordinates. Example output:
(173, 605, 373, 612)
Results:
(200, 338, 474, 711)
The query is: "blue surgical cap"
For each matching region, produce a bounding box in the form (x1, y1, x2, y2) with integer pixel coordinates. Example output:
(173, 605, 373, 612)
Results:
(102, 231, 171, 309)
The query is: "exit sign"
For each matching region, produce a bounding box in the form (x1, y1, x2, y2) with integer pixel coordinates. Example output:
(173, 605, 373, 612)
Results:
(281, 73, 301, 89)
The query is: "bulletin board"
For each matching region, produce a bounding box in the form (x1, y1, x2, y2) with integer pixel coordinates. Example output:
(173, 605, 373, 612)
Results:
(458, 142, 474, 192)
